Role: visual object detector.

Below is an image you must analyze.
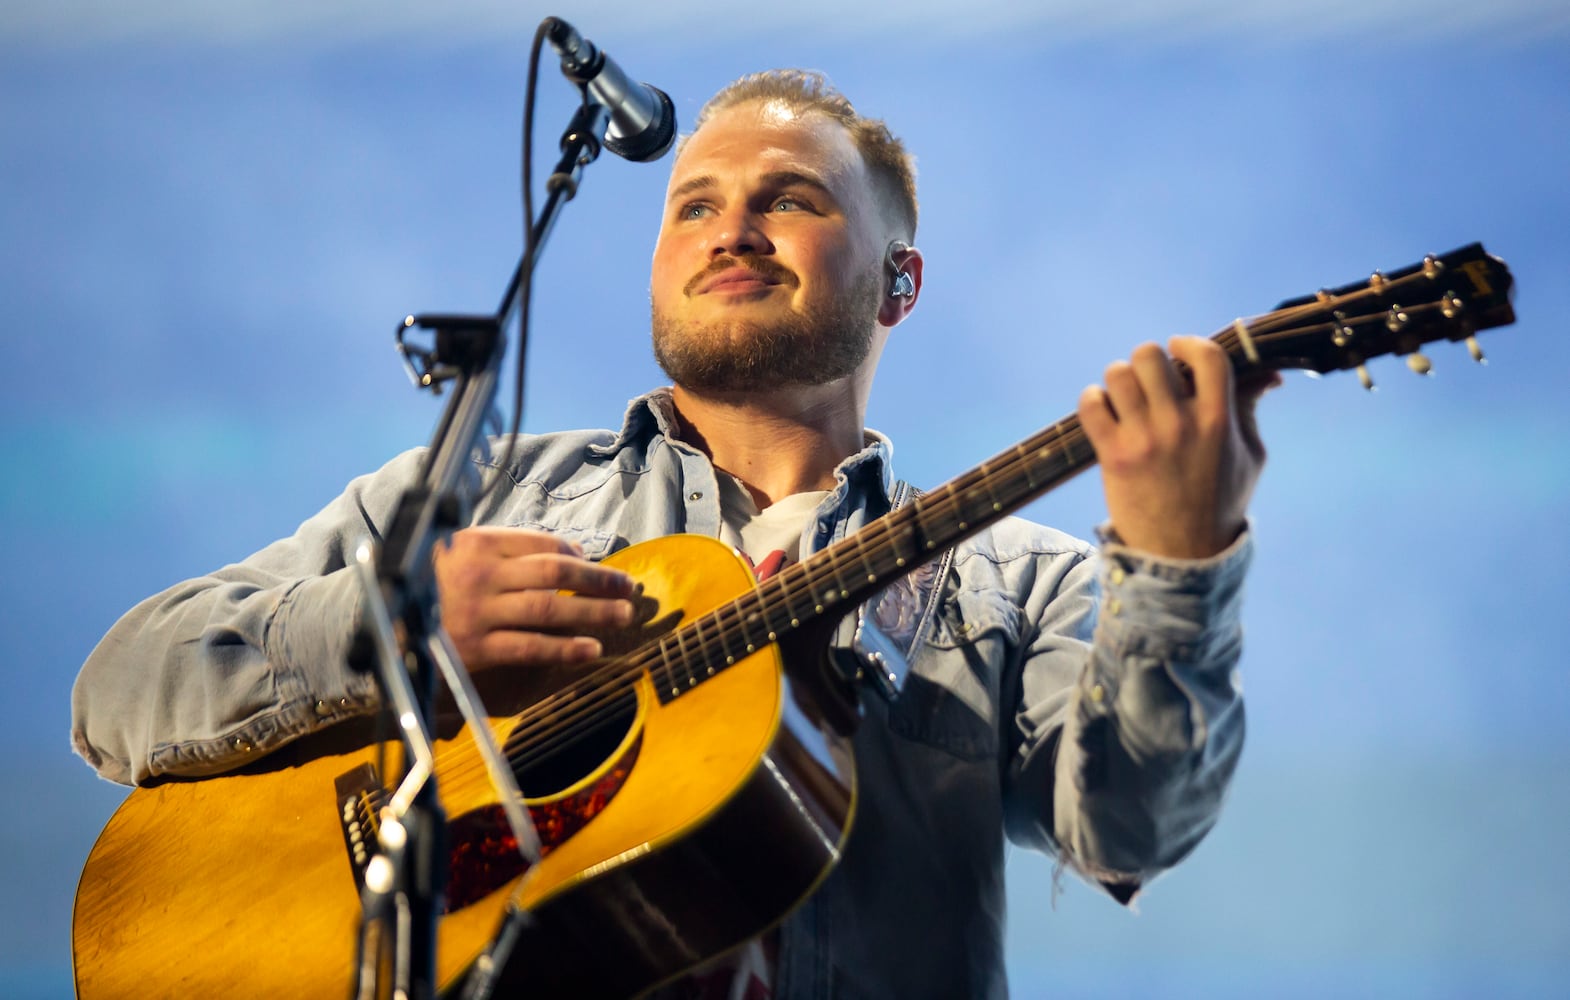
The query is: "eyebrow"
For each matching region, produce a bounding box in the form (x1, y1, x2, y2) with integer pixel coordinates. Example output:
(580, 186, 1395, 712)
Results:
(666, 170, 836, 205)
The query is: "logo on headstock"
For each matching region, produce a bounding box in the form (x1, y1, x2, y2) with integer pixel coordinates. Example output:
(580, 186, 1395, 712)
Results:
(1457, 259, 1496, 296)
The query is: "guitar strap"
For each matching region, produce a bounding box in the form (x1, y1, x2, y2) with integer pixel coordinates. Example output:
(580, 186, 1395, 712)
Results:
(851, 480, 958, 702)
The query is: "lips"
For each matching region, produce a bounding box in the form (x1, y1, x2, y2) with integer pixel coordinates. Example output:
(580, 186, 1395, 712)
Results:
(688, 261, 795, 297)
(700, 271, 778, 295)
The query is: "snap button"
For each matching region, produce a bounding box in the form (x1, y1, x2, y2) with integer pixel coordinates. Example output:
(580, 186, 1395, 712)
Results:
(689, 491, 703, 501)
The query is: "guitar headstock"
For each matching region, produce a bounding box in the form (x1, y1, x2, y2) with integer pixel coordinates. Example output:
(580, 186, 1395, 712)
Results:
(1233, 243, 1515, 385)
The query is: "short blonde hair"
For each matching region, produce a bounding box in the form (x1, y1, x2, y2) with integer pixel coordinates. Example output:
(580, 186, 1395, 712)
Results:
(687, 69, 919, 240)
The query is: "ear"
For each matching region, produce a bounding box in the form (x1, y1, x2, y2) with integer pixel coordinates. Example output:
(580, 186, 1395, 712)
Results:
(877, 243, 923, 328)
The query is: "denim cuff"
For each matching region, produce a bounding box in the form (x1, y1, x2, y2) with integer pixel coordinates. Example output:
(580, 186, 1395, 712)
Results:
(1089, 523, 1252, 664)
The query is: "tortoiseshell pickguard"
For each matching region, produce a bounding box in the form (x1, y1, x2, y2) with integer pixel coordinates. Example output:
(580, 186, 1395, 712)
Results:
(444, 731, 643, 913)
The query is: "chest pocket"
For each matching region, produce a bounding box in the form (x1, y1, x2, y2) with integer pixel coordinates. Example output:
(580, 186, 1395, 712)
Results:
(504, 520, 619, 560)
(887, 586, 1021, 760)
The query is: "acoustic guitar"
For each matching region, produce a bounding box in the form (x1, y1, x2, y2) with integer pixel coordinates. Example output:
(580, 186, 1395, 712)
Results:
(72, 243, 1516, 997)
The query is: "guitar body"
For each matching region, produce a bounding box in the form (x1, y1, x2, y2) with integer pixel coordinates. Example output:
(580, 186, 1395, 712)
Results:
(72, 535, 858, 997)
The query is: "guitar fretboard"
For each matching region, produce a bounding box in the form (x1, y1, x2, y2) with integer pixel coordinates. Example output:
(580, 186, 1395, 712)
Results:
(645, 414, 1099, 701)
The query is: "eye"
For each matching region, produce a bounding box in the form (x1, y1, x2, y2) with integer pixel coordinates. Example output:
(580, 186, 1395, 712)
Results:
(678, 202, 713, 221)
(770, 196, 806, 213)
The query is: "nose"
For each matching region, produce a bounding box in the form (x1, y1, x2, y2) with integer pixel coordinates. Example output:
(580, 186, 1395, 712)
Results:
(708, 206, 774, 258)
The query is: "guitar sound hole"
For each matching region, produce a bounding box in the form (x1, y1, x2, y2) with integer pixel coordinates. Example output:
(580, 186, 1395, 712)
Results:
(509, 689, 639, 798)
(445, 722, 643, 913)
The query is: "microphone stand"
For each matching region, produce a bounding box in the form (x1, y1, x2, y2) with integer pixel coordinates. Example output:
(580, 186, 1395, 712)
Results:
(351, 97, 613, 1000)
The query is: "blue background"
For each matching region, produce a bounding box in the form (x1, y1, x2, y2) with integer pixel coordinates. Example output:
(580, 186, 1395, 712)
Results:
(4, 3, 1568, 996)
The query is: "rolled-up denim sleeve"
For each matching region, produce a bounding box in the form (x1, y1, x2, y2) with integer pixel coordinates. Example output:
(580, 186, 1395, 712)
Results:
(1004, 529, 1250, 901)
(70, 450, 427, 786)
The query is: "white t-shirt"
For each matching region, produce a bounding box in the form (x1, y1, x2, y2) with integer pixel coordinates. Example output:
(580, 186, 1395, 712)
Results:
(715, 473, 828, 583)
(675, 474, 828, 998)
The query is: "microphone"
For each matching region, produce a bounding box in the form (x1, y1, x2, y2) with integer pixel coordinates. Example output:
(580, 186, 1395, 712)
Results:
(543, 17, 678, 163)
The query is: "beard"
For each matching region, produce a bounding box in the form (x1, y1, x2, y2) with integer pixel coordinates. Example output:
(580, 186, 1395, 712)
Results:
(652, 260, 883, 393)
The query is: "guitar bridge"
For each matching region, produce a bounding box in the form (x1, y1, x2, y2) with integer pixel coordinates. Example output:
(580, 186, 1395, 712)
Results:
(333, 763, 386, 889)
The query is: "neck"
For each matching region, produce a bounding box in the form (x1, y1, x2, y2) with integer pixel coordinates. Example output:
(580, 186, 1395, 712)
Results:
(669, 382, 867, 508)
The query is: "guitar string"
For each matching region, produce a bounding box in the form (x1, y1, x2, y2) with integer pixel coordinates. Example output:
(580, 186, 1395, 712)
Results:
(431, 287, 1457, 787)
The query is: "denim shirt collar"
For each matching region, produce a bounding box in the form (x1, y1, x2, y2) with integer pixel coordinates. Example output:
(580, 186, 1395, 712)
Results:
(586, 388, 682, 457)
(590, 387, 897, 508)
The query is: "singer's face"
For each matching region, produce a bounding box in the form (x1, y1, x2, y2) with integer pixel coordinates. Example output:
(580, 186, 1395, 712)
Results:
(650, 100, 887, 392)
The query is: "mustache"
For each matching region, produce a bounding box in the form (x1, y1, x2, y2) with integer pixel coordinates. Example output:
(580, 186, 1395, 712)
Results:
(683, 257, 798, 296)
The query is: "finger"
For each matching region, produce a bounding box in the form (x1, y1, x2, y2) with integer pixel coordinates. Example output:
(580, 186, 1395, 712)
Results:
(480, 590, 636, 632)
(1168, 336, 1234, 429)
(1077, 384, 1119, 448)
(490, 553, 635, 598)
(1129, 341, 1187, 415)
(476, 631, 605, 666)
(1101, 359, 1146, 421)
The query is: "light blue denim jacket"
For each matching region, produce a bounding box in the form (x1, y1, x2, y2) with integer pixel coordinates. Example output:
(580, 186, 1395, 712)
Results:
(72, 389, 1248, 999)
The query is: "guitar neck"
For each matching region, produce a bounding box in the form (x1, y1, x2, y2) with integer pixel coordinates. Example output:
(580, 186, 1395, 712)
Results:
(646, 413, 1098, 702)
(794, 413, 1098, 608)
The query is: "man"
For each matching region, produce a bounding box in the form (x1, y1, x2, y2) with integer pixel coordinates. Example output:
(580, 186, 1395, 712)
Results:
(73, 70, 1269, 997)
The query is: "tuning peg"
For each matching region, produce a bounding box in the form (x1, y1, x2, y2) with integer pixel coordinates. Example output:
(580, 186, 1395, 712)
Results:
(1331, 309, 1354, 347)
(1406, 353, 1432, 376)
(1466, 336, 1487, 364)
(1356, 365, 1376, 391)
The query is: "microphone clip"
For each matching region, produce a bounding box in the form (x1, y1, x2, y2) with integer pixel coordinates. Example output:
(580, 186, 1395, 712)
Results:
(541, 16, 677, 163)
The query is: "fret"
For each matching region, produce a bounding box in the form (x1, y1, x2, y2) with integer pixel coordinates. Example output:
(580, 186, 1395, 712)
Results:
(1015, 441, 1043, 489)
(688, 613, 718, 679)
(977, 458, 1005, 516)
(757, 579, 789, 641)
(826, 550, 853, 603)
(719, 596, 745, 665)
(774, 568, 807, 627)
(672, 621, 697, 691)
(1046, 420, 1079, 471)
(802, 558, 837, 614)
(887, 517, 919, 569)
(904, 489, 935, 552)
(740, 599, 767, 653)
(925, 485, 957, 539)
(654, 636, 681, 702)
(955, 482, 988, 532)
(853, 532, 879, 586)
(1004, 444, 1038, 505)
